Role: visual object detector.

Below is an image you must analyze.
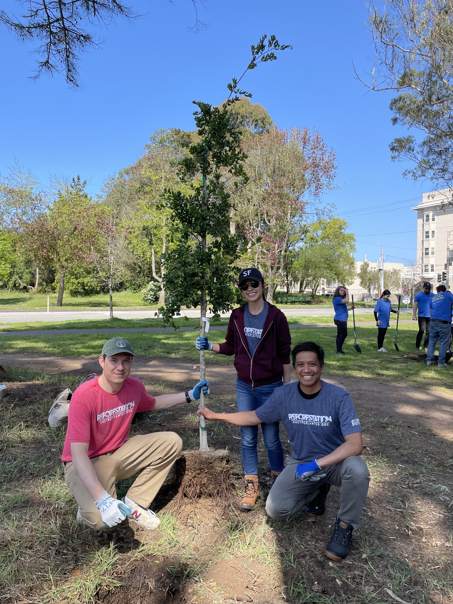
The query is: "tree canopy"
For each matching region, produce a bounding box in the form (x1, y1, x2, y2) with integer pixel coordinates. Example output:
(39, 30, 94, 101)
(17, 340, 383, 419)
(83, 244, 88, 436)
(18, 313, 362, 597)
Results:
(370, 0, 453, 185)
(0, 0, 130, 85)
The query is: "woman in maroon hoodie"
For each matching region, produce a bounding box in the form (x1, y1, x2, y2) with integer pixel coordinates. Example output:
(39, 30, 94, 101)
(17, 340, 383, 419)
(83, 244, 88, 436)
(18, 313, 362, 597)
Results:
(196, 267, 292, 510)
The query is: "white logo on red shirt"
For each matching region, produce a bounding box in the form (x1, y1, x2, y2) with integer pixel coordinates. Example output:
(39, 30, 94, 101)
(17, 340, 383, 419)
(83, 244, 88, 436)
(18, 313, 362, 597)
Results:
(97, 401, 136, 424)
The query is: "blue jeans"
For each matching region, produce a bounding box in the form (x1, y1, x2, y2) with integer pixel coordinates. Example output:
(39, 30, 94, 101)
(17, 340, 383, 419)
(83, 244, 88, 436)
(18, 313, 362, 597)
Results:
(236, 379, 284, 475)
(427, 320, 451, 364)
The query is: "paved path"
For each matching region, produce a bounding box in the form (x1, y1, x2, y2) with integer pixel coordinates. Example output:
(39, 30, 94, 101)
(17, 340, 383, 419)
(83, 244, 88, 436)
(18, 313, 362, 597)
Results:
(0, 322, 331, 337)
(0, 307, 342, 324)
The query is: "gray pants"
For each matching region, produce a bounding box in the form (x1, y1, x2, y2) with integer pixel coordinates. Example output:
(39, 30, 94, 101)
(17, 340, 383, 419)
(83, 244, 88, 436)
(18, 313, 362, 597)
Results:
(265, 456, 369, 528)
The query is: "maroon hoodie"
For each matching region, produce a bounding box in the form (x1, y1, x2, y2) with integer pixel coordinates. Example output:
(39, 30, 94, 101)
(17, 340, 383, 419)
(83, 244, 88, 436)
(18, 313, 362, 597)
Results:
(218, 303, 291, 387)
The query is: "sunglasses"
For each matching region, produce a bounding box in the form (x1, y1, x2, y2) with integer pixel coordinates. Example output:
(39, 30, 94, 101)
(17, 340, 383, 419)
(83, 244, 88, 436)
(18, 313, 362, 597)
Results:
(239, 280, 260, 291)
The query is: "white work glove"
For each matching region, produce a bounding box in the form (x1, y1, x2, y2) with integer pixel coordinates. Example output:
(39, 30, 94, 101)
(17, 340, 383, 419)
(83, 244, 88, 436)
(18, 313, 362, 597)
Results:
(95, 491, 131, 528)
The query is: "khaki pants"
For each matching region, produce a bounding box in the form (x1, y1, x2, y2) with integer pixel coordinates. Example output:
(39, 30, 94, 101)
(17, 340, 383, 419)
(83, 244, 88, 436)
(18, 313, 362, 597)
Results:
(64, 432, 183, 529)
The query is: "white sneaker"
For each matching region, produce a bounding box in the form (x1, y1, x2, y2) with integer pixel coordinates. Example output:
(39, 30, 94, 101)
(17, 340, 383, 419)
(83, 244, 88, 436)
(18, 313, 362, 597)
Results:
(123, 496, 160, 530)
(377, 348, 387, 353)
(48, 388, 72, 428)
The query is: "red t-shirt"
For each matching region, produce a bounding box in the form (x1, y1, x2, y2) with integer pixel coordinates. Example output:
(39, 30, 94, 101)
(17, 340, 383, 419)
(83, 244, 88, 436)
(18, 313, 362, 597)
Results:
(61, 376, 156, 462)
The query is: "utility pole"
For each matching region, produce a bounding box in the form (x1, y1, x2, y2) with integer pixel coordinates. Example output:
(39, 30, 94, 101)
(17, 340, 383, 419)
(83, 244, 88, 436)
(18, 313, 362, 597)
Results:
(378, 247, 385, 295)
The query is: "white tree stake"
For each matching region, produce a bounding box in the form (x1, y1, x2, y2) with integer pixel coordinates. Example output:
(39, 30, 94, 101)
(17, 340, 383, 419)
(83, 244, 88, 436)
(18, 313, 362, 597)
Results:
(198, 316, 210, 451)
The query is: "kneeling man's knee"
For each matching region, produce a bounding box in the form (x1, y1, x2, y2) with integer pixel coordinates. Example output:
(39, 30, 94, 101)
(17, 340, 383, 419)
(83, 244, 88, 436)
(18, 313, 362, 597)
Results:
(265, 494, 290, 521)
(343, 456, 369, 483)
(156, 431, 183, 456)
(169, 432, 183, 454)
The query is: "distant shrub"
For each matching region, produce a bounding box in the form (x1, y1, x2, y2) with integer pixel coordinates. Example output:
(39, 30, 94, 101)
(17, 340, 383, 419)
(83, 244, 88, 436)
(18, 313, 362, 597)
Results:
(142, 281, 161, 304)
(274, 292, 324, 304)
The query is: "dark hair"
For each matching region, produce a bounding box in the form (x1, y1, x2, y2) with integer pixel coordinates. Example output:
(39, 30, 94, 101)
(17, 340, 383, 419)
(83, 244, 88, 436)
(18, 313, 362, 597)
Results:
(437, 284, 446, 292)
(423, 281, 432, 290)
(380, 289, 391, 298)
(291, 342, 325, 367)
(333, 285, 346, 298)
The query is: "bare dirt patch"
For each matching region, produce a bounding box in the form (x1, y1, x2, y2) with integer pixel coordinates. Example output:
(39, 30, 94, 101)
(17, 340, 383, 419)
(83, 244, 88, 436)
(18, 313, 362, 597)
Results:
(1, 358, 452, 603)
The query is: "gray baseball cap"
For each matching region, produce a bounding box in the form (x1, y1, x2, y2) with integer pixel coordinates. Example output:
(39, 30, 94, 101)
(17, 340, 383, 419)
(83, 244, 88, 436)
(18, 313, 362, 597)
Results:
(101, 337, 135, 357)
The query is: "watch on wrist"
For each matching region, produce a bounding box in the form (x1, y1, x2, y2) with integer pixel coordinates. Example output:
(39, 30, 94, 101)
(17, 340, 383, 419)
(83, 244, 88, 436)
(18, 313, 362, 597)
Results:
(185, 390, 191, 404)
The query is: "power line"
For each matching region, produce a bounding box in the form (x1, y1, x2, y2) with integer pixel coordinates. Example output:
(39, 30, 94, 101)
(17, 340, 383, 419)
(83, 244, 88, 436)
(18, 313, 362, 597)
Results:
(355, 229, 414, 238)
(338, 196, 419, 217)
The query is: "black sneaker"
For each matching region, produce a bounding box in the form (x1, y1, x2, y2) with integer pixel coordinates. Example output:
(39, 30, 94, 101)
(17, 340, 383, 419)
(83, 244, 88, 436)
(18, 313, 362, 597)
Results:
(325, 518, 353, 561)
(305, 483, 331, 516)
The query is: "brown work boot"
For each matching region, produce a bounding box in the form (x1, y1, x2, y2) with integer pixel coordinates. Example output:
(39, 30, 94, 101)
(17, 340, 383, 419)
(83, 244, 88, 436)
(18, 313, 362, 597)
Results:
(239, 475, 259, 511)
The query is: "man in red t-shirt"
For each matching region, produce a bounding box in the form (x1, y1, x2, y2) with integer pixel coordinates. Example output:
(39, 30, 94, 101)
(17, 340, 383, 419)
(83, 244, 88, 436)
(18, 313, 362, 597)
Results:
(62, 337, 208, 531)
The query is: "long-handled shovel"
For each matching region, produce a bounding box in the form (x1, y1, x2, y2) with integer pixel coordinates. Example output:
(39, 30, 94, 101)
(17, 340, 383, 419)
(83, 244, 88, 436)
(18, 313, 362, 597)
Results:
(393, 295, 401, 352)
(351, 295, 362, 353)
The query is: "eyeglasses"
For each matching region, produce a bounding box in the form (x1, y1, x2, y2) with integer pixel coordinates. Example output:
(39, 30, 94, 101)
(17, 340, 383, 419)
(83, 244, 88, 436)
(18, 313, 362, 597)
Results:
(239, 280, 260, 291)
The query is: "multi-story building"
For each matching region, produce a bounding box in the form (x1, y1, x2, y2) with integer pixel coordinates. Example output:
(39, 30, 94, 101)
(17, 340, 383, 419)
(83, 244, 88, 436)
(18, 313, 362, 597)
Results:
(348, 260, 415, 300)
(413, 188, 453, 285)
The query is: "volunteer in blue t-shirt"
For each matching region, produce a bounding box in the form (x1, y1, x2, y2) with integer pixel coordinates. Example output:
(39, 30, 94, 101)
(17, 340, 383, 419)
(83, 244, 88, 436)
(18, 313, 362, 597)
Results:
(426, 284, 453, 367)
(412, 282, 433, 350)
(332, 285, 353, 354)
(373, 290, 398, 352)
(199, 341, 369, 562)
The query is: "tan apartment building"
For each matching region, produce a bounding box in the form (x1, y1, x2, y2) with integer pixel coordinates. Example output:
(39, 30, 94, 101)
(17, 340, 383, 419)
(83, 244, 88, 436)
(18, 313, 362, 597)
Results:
(413, 188, 453, 285)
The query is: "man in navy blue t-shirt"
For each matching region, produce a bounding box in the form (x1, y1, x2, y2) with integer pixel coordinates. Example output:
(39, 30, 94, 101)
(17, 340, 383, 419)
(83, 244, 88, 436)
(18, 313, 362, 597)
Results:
(199, 341, 369, 561)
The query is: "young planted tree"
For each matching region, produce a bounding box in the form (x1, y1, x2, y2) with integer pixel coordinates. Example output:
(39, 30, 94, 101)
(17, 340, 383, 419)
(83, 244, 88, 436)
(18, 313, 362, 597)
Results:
(162, 35, 290, 451)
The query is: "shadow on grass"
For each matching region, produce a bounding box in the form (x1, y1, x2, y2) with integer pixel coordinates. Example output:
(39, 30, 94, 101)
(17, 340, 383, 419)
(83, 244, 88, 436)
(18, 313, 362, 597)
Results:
(0, 297, 26, 306)
(1, 359, 452, 603)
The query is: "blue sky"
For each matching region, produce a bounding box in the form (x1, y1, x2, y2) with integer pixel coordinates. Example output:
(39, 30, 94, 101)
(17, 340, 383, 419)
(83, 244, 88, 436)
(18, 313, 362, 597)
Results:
(0, 0, 435, 265)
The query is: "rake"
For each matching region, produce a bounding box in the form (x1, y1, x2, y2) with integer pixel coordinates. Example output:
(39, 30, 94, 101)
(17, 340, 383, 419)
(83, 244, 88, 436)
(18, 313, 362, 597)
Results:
(351, 295, 362, 353)
(393, 295, 401, 352)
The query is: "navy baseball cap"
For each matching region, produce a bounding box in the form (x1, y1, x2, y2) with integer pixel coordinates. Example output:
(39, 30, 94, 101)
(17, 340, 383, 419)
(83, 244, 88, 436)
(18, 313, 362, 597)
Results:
(238, 267, 264, 286)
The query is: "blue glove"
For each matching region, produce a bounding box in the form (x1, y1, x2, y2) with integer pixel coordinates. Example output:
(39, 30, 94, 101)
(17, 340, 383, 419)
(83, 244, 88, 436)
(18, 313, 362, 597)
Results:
(188, 379, 209, 401)
(195, 336, 212, 351)
(295, 459, 321, 481)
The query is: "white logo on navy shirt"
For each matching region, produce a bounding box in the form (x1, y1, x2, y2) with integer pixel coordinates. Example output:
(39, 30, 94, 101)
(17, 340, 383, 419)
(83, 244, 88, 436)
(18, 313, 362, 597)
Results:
(288, 413, 332, 426)
(244, 326, 263, 339)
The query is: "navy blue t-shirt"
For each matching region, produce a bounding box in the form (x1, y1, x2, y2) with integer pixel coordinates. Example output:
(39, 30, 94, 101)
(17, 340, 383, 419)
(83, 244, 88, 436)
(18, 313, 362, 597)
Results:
(244, 302, 269, 356)
(256, 380, 362, 461)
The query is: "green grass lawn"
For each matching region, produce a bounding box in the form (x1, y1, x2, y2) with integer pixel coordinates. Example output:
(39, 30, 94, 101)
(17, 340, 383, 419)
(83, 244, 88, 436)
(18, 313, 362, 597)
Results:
(0, 290, 154, 310)
(1, 320, 449, 387)
(0, 289, 409, 313)
(0, 311, 415, 331)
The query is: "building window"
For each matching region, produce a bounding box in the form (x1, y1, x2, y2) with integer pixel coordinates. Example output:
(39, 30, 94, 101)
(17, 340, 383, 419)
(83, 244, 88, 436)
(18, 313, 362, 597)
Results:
(431, 248, 435, 255)
(425, 248, 429, 255)
(431, 230, 435, 238)
(425, 214, 430, 222)
(425, 231, 430, 238)
(432, 214, 435, 222)
(431, 265, 435, 272)
(424, 264, 429, 272)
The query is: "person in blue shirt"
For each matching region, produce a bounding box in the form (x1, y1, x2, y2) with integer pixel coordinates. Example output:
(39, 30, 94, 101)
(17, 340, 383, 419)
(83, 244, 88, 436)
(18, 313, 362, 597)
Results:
(373, 290, 398, 352)
(426, 284, 453, 367)
(412, 282, 433, 350)
(199, 341, 369, 562)
(332, 286, 353, 354)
